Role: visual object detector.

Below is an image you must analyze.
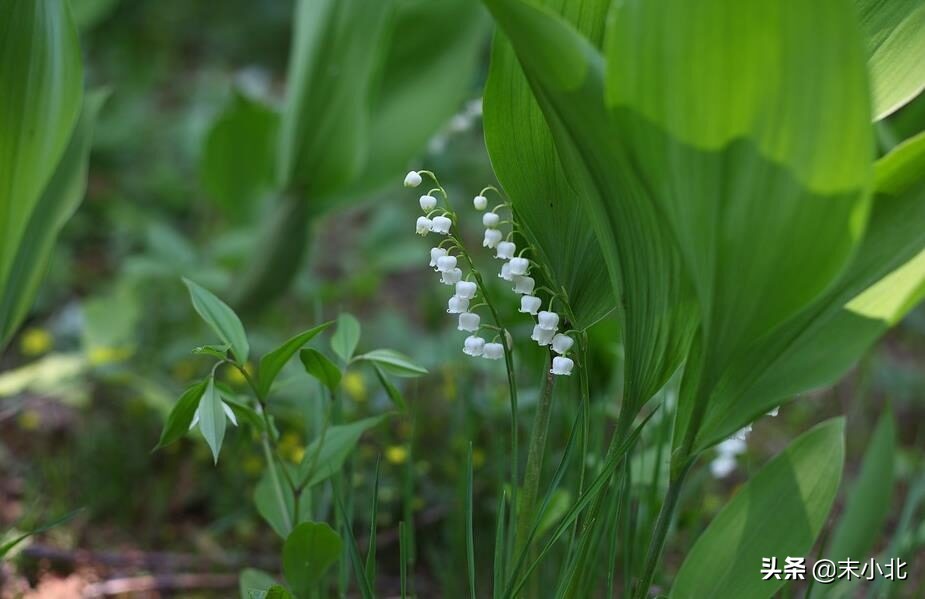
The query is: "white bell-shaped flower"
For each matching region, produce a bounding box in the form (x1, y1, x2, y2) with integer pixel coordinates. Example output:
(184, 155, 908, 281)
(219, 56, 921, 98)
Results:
(482, 212, 500, 228)
(551, 334, 574, 355)
(520, 295, 541, 315)
(431, 215, 452, 235)
(709, 455, 737, 479)
(483, 228, 502, 248)
(498, 261, 514, 281)
(512, 275, 535, 295)
(550, 356, 574, 376)
(436, 255, 457, 273)
(416, 216, 432, 236)
(419, 194, 437, 211)
(717, 438, 747, 457)
(531, 324, 555, 346)
(473, 195, 488, 210)
(496, 241, 516, 260)
(537, 310, 559, 331)
(441, 267, 463, 286)
(482, 342, 504, 360)
(447, 295, 469, 314)
(458, 312, 480, 332)
(404, 171, 422, 188)
(463, 335, 485, 356)
(509, 257, 529, 276)
(455, 280, 477, 300)
(430, 247, 448, 268)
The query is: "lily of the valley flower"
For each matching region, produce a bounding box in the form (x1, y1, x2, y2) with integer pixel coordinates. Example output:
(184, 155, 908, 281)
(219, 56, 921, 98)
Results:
(499, 262, 514, 281)
(531, 324, 555, 346)
(483, 212, 500, 228)
(509, 257, 529, 276)
(416, 216, 432, 235)
(551, 334, 574, 355)
(520, 295, 541, 315)
(436, 255, 457, 273)
(537, 310, 559, 331)
(404, 171, 422, 188)
(455, 280, 477, 299)
(550, 356, 574, 376)
(463, 335, 485, 356)
(458, 312, 480, 332)
(483, 228, 502, 248)
(512, 275, 535, 295)
(419, 195, 437, 211)
(430, 247, 448, 268)
(448, 295, 469, 314)
(496, 241, 516, 260)
(440, 268, 462, 286)
(431, 215, 452, 234)
(482, 342, 504, 360)
(710, 429, 750, 478)
(473, 195, 487, 210)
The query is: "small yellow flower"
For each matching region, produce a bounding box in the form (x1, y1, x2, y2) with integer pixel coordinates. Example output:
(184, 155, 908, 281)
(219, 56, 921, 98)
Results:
(18, 409, 41, 431)
(385, 445, 409, 465)
(242, 455, 263, 475)
(88, 345, 133, 365)
(472, 448, 486, 469)
(20, 328, 53, 356)
(342, 371, 367, 402)
(225, 362, 253, 386)
(289, 446, 306, 464)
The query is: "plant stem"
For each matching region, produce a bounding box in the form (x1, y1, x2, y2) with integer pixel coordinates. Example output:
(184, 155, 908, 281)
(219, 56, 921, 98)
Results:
(514, 358, 555, 557)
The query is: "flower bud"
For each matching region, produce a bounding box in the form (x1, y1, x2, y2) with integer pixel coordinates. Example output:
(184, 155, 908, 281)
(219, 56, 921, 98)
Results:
(482, 212, 500, 228)
(473, 195, 488, 210)
(404, 171, 422, 187)
(419, 195, 437, 211)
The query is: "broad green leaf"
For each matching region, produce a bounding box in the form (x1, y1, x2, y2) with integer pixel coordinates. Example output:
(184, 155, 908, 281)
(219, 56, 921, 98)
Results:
(372, 364, 407, 411)
(254, 465, 312, 539)
(277, 0, 392, 197)
(183, 278, 250, 363)
(856, 0, 925, 119)
(355, 349, 427, 377)
(0, 0, 83, 349)
(192, 344, 229, 360)
(258, 322, 333, 398)
(0, 90, 106, 346)
(297, 415, 388, 487)
(483, 0, 615, 330)
(201, 91, 279, 222)
(603, 0, 872, 391)
(693, 133, 925, 448)
(825, 409, 895, 564)
(483, 0, 699, 410)
(265, 586, 295, 599)
(70, 0, 120, 30)
(198, 377, 226, 464)
(155, 379, 209, 450)
(330, 313, 360, 363)
(671, 419, 845, 599)
(299, 348, 342, 393)
(239, 568, 279, 599)
(283, 521, 343, 596)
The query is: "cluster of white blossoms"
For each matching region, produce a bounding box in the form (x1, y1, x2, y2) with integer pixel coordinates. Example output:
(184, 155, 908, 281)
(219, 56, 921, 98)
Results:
(709, 407, 779, 478)
(406, 170, 575, 376)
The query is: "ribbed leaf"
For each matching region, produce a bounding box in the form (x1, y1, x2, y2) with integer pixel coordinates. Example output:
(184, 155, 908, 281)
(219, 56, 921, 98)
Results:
(0, 0, 83, 348)
(693, 132, 925, 448)
(483, 0, 614, 329)
(671, 419, 845, 599)
(857, 0, 925, 119)
(183, 278, 250, 364)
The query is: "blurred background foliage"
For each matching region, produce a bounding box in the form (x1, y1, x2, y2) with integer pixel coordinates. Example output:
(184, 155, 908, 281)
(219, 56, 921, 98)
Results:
(0, 0, 923, 596)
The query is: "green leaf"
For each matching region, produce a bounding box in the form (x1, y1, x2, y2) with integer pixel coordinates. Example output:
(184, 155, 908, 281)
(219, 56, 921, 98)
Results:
(239, 568, 279, 599)
(0, 0, 83, 344)
(198, 377, 226, 464)
(183, 278, 250, 363)
(201, 91, 279, 222)
(671, 418, 845, 599)
(283, 521, 343, 596)
(484, 0, 615, 329)
(825, 409, 896, 564)
(192, 344, 230, 360)
(299, 348, 342, 393)
(265, 586, 295, 599)
(155, 379, 209, 450)
(277, 0, 392, 197)
(372, 364, 406, 411)
(355, 349, 427, 377)
(330, 313, 360, 363)
(0, 89, 106, 348)
(258, 322, 333, 398)
(856, 0, 925, 119)
(253, 465, 311, 539)
(297, 416, 388, 488)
